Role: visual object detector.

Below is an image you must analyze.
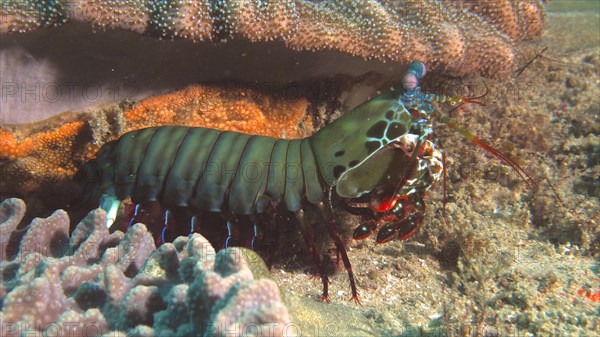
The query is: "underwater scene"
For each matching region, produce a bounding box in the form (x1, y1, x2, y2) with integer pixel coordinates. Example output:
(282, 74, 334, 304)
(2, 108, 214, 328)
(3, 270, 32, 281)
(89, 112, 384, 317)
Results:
(0, 1, 598, 336)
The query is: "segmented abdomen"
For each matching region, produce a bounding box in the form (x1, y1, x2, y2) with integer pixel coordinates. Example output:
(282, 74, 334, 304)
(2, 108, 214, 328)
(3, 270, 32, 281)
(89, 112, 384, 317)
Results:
(92, 126, 324, 214)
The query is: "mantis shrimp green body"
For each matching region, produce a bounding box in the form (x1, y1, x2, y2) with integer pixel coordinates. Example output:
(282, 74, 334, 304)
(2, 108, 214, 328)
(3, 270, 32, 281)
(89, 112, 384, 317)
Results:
(77, 61, 531, 302)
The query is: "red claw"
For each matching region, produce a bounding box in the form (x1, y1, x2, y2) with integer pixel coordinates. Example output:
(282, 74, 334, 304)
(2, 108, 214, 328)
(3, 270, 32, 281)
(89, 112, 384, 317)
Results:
(369, 195, 400, 212)
(368, 185, 402, 212)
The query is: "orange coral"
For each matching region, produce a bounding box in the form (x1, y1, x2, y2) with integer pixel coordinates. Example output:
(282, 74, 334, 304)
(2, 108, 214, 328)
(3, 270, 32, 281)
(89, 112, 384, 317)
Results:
(122, 85, 307, 138)
(0, 85, 309, 204)
(1, 121, 84, 161)
(0, 129, 20, 159)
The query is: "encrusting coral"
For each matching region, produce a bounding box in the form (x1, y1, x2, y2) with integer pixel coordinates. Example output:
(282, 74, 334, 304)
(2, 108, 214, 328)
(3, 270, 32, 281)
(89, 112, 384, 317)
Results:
(0, 198, 291, 337)
(0, 0, 545, 77)
(122, 85, 308, 136)
(0, 84, 309, 209)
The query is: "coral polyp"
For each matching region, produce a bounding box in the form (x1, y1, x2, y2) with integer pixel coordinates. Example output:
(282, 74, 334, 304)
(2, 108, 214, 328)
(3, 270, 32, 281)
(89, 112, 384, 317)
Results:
(0, 0, 544, 76)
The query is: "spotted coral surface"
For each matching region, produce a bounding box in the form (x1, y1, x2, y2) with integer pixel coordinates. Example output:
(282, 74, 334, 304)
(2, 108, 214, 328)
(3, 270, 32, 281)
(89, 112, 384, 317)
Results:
(0, 198, 290, 337)
(121, 85, 308, 137)
(0, 0, 545, 77)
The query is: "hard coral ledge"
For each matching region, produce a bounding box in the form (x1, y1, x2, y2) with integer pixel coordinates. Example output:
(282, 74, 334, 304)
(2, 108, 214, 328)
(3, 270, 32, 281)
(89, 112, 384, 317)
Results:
(0, 0, 545, 77)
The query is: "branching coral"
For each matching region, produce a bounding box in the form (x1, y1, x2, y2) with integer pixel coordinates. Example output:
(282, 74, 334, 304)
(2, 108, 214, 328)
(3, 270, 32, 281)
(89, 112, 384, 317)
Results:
(0, 198, 290, 337)
(0, 0, 545, 77)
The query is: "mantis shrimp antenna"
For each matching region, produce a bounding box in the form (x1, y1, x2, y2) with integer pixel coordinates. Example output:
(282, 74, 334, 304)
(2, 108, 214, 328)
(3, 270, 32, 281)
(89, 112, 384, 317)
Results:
(433, 106, 536, 188)
(401, 60, 536, 188)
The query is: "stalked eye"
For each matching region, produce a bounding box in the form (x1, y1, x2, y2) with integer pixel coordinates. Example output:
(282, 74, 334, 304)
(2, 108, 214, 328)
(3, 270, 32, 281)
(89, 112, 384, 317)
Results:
(376, 222, 398, 244)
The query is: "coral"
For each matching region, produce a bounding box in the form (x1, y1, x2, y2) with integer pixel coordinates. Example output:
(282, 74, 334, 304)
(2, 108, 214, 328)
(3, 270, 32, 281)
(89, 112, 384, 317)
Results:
(121, 85, 308, 137)
(0, 0, 65, 33)
(0, 118, 88, 199)
(0, 120, 84, 161)
(0, 84, 308, 209)
(0, 0, 544, 77)
(0, 198, 290, 337)
(0, 198, 25, 260)
(207, 280, 290, 337)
